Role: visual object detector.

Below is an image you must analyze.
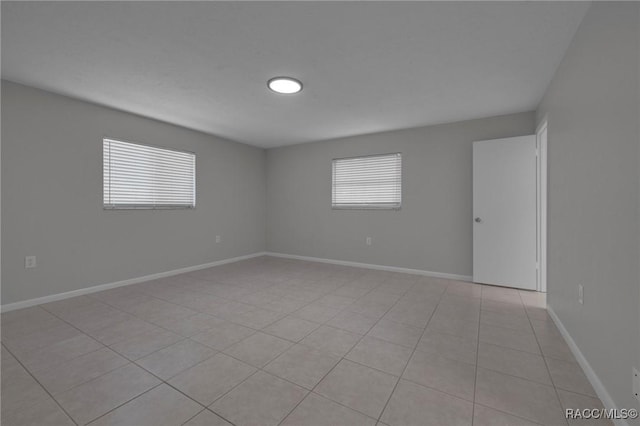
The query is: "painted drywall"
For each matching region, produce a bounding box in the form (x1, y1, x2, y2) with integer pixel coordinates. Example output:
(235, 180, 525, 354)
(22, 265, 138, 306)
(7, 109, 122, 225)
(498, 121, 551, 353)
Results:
(266, 112, 535, 276)
(536, 2, 640, 418)
(1, 81, 266, 305)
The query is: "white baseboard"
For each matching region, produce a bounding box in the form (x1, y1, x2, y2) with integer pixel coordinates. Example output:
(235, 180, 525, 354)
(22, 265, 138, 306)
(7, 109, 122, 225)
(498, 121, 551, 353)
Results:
(547, 307, 629, 426)
(265, 251, 473, 282)
(2, 251, 470, 312)
(1, 252, 268, 313)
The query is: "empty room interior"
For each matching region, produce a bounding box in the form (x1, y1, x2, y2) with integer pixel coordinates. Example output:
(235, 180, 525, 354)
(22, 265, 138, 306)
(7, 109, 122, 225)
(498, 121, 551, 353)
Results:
(1, 1, 639, 426)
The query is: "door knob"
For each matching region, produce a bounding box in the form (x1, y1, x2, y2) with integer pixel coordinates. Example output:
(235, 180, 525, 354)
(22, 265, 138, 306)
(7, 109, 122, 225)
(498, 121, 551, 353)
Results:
(475, 217, 482, 223)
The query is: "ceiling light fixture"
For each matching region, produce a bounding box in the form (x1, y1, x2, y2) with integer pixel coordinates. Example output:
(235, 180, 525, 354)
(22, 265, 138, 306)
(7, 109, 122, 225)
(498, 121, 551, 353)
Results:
(268, 77, 303, 94)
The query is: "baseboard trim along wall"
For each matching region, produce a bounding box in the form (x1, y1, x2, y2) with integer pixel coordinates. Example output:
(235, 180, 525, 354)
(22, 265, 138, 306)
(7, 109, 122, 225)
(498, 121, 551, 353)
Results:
(0, 252, 268, 313)
(265, 251, 473, 282)
(2, 251, 471, 313)
(547, 307, 629, 426)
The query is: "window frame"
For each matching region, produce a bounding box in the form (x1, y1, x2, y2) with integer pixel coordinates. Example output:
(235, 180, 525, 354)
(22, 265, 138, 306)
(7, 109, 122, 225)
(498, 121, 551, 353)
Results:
(102, 137, 196, 210)
(331, 152, 402, 211)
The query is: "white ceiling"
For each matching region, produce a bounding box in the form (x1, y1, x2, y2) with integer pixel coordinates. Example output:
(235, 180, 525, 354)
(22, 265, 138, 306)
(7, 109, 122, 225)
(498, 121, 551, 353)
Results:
(2, 1, 589, 148)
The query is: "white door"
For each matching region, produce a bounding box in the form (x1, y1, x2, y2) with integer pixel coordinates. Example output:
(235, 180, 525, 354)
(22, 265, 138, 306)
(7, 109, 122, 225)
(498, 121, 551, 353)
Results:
(473, 135, 537, 290)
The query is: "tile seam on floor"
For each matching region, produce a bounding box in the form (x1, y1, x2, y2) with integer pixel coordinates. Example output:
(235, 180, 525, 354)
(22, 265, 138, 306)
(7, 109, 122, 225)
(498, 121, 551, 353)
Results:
(275, 278, 416, 426)
(260, 319, 323, 344)
(522, 290, 571, 426)
(6, 264, 555, 426)
(162, 380, 238, 426)
(478, 320, 535, 334)
(77, 382, 168, 426)
(470, 285, 484, 425)
(87, 323, 251, 425)
(37, 295, 233, 425)
(43, 295, 197, 350)
(30, 347, 131, 397)
(411, 344, 478, 368)
(4, 304, 134, 405)
(476, 332, 542, 356)
(178, 407, 209, 426)
(472, 402, 545, 426)
(94, 288, 263, 360)
(130, 340, 219, 382)
(373, 279, 443, 424)
(5, 338, 108, 378)
(203, 356, 307, 424)
(397, 376, 476, 405)
(107, 336, 190, 362)
(1, 342, 80, 426)
(472, 364, 553, 388)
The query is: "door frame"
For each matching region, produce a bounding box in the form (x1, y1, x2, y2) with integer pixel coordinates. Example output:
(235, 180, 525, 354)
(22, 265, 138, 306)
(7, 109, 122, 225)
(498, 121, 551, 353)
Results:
(536, 118, 548, 293)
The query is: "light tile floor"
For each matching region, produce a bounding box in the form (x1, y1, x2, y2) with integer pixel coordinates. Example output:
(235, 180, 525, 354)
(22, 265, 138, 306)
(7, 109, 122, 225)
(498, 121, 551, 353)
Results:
(1, 256, 610, 426)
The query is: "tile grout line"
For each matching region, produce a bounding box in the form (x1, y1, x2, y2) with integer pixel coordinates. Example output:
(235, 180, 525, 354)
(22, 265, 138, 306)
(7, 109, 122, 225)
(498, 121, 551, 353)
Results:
(204, 289, 362, 423)
(74, 276, 308, 424)
(98, 276, 357, 408)
(123, 336, 254, 422)
(472, 401, 546, 426)
(19, 302, 225, 424)
(471, 286, 484, 426)
(79, 382, 167, 426)
(164, 380, 239, 426)
(475, 289, 565, 425)
(12, 279, 458, 402)
(174, 272, 372, 424)
(8, 277, 281, 425)
(27, 303, 173, 406)
(373, 280, 448, 424)
(179, 407, 209, 426)
(255, 270, 444, 425)
(274, 280, 397, 424)
(2, 306, 135, 423)
(123, 279, 366, 390)
(6, 263, 554, 426)
(521, 291, 572, 426)
(1, 342, 79, 426)
(276, 276, 420, 425)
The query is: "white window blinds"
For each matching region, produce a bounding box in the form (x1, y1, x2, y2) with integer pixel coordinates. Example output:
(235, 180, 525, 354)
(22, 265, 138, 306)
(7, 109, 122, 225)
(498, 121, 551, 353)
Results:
(332, 153, 402, 209)
(103, 138, 195, 209)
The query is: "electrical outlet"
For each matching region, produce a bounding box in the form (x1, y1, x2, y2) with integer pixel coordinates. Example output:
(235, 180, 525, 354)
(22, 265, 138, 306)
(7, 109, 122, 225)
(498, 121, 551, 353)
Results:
(366, 237, 372, 246)
(633, 368, 639, 402)
(25, 256, 37, 269)
(215, 235, 222, 243)
(578, 284, 584, 305)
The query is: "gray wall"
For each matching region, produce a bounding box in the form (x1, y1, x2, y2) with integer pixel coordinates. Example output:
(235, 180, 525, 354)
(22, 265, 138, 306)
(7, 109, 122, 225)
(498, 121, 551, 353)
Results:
(266, 112, 535, 277)
(536, 2, 640, 417)
(1, 81, 266, 305)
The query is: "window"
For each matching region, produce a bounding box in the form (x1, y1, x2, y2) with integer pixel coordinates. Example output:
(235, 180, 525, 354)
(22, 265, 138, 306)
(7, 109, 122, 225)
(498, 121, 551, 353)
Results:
(332, 153, 402, 209)
(103, 138, 195, 209)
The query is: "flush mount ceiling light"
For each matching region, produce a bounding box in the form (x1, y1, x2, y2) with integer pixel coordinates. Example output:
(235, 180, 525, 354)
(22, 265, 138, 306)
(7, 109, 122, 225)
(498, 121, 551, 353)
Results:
(268, 77, 303, 94)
